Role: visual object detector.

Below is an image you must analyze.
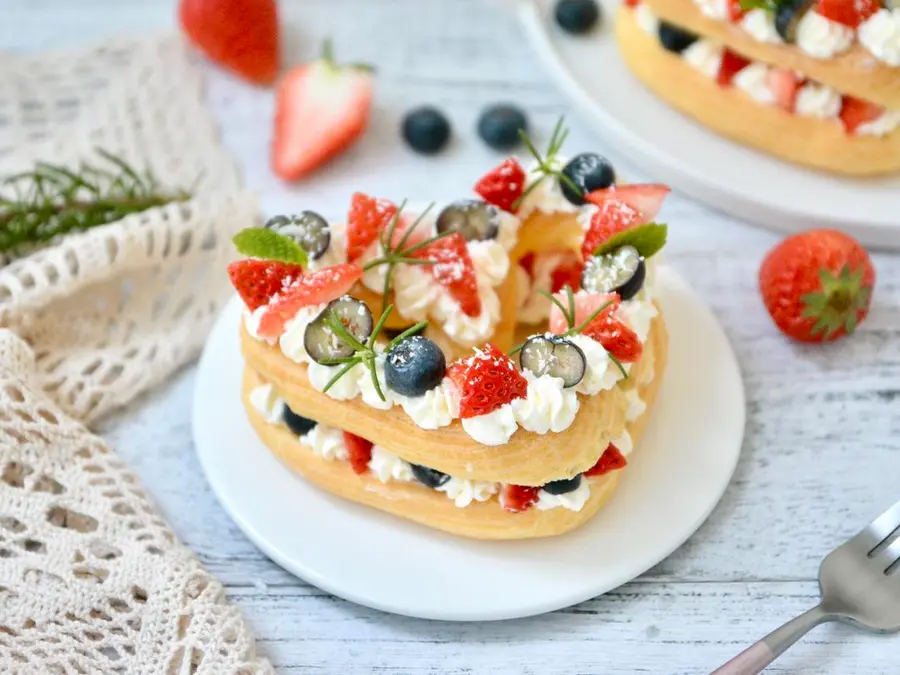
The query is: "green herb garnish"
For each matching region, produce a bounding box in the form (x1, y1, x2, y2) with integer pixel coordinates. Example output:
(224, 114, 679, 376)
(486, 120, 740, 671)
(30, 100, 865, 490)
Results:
(593, 222, 667, 259)
(512, 116, 579, 210)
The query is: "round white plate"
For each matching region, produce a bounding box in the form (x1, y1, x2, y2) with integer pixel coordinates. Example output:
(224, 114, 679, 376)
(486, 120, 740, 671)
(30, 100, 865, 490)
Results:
(518, 0, 900, 249)
(192, 267, 744, 621)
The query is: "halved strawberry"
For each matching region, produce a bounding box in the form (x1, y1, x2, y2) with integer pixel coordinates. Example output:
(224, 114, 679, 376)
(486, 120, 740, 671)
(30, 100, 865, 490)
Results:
(179, 0, 279, 85)
(839, 96, 884, 135)
(584, 444, 628, 477)
(550, 254, 584, 294)
(580, 199, 643, 260)
(816, 0, 880, 27)
(767, 69, 802, 111)
(474, 158, 526, 213)
(727, 0, 747, 21)
(549, 292, 643, 363)
(272, 42, 373, 181)
(227, 259, 304, 311)
(717, 49, 751, 86)
(500, 484, 540, 513)
(452, 344, 527, 419)
(257, 263, 363, 338)
(413, 233, 482, 317)
(585, 184, 670, 222)
(347, 192, 398, 261)
(342, 431, 373, 475)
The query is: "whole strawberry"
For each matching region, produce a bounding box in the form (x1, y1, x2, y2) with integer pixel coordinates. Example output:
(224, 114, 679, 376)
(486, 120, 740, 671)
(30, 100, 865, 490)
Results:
(759, 229, 875, 342)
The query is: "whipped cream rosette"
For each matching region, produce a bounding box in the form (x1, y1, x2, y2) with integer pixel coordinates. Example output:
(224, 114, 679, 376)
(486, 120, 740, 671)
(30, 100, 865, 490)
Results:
(229, 123, 671, 539)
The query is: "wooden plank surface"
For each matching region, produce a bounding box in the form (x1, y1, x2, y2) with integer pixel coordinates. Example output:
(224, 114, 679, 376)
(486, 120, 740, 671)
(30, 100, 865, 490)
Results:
(5, 0, 900, 672)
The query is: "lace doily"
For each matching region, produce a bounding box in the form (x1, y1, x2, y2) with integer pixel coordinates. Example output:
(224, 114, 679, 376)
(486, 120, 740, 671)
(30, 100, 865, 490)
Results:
(0, 36, 273, 673)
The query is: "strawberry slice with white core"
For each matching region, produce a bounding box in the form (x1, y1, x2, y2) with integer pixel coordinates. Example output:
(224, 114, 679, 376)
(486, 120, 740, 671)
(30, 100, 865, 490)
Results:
(257, 263, 363, 338)
(449, 344, 528, 419)
(839, 96, 884, 135)
(767, 69, 802, 112)
(500, 484, 540, 513)
(343, 431, 373, 475)
(584, 184, 670, 222)
(227, 259, 304, 312)
(549, 291, 643, 363)
(413, 232, 482, 317)
(271, 41, 373, 181)
(580, 199, 643, 261)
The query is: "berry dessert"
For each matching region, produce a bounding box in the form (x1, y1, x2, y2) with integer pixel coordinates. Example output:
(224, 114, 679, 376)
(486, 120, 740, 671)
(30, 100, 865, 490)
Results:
(615, 0, 900, 174)
(234, 121, 671, 539)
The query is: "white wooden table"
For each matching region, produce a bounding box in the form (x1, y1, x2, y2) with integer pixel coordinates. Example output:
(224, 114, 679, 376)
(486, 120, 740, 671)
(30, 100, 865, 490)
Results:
(5, 1, 900, 672)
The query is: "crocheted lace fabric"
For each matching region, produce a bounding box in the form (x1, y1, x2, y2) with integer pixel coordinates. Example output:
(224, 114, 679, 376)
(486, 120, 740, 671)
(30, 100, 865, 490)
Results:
(0, 37, 273, 673)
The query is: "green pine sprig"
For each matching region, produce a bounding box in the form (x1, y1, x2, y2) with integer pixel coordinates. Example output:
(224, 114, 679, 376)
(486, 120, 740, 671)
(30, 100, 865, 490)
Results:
(361, 200, 454, 310)
(512, 117, 580, 210)
(0, 148, 191, 254)
(318, 303, 429, 401)
(509, 285, 627, 378)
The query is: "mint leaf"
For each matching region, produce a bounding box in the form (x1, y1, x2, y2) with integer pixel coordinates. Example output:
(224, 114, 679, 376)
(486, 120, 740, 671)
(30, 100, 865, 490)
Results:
(233, 228, 307, 266)
(739, 0, 775, 11)
(593, 222, 667, 259)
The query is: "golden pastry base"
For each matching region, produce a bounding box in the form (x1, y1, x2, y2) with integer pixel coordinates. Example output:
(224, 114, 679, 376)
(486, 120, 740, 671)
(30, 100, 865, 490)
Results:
(616, 6, 900, 176)
(241, 308, 665, 486)
(241, 316, 666, 539)
(642, 0, 900, 110)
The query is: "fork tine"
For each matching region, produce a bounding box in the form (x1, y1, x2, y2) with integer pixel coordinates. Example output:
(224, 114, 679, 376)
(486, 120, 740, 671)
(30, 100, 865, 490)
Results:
(874, 536, 900, 574)
(855, 498, 900, 552)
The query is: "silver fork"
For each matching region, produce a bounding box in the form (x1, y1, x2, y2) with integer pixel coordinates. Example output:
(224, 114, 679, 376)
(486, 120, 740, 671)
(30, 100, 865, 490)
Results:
(713, 498, 900, 674)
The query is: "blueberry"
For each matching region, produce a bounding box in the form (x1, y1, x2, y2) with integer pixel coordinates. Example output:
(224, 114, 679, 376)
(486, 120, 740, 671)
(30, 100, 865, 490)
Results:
(402, 106, 451, 155)
(555, 0, 601, 35)
(658, 21, 699, 54)
(542, 474, 582, 495)
(580, 245, 646, 301)
(304, 296, 373, 364)
(265, 212, 331, 260)
(385, 335, 446, 397)
(477, 104, 528, 151)
(411, 464, 451, 489)
(774, 0, 812, 43)
(519, 335, 586, 388)
(436, 199, 500, 242)
(560, 153, 616, 205)
(282, 405, 317, 436)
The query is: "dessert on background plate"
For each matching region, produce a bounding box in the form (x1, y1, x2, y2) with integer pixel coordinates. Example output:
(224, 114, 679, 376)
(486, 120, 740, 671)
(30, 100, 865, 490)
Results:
(614, 0, 900, 174)
(228, 123, 672, 540)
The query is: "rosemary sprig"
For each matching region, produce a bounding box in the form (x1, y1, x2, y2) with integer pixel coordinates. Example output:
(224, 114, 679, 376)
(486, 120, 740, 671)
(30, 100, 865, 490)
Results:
(0, 148, 190, 254)
(509, 285, 627, 379)
(361, 200, 454, 310)
(511, 117, 580, 210)
(318, 303, 428, 401)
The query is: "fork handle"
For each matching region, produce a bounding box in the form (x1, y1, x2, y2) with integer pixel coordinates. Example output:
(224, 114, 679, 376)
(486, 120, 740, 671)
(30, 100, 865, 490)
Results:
(711, 605, 831, 675)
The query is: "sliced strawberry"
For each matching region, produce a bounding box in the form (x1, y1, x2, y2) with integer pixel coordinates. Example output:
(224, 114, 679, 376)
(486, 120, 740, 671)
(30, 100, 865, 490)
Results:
(342, 431, 373, 475)
(584, 444, 628, 477)
(581, 199, 643, 261)
(549, 254, 584, 294)
(816, 0, 880, 27)
(839, 96, 884, 135)
(767, 69, 802, 112)
(500, 485, 540, 513)
(272, 43, 373, 181)
(179, 0, 279, 85)
(413, 233, 482, 317)
(347, 192, 398, 261)
(716, 49, 751, 86)
(549, 292, 643, 363)
(518, 252, 536, 278)
(257, 263, 363, 338)
(227, 259, 304, 312)
(474, 158, 526, 213)
(454, 344, 527, 419)
(727, 0, 747, 21)
(585, 184, 670, 222)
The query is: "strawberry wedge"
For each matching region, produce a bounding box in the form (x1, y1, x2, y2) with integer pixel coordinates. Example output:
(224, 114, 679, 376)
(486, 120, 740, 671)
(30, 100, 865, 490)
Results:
(585, 184, 670, 221)
(257, 263, 363, 338)
(548, 291, 643, 362)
